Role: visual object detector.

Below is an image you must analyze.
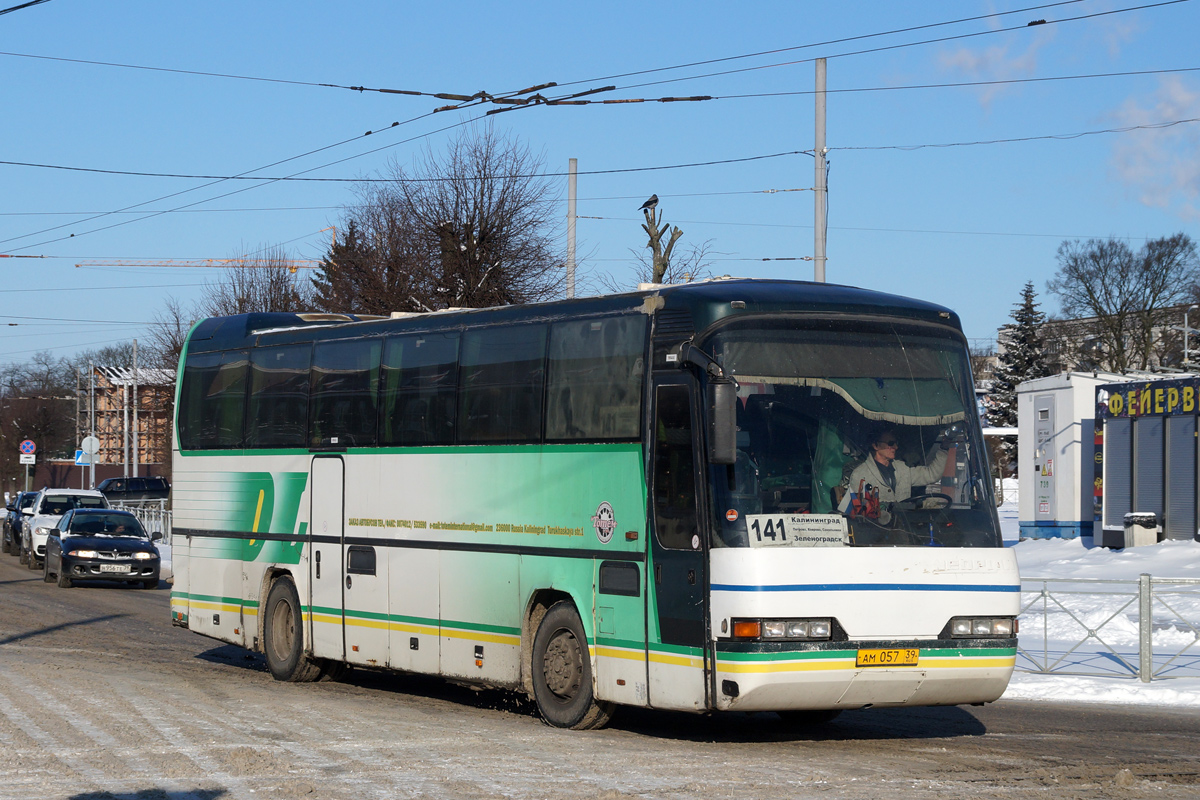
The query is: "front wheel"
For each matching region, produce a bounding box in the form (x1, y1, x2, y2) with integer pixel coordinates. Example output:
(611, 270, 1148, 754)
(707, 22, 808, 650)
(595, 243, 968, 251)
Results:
(530, 601, 614, 730)
(18, 543, 27, 566)
(42, 558, 53, 583)
(56, 566, 72, 589)
(262, 577, 322, 682)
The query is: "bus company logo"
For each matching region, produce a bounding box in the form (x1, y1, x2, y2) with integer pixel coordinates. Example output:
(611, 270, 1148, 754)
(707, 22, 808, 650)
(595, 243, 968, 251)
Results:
(591, 502, 616, 544)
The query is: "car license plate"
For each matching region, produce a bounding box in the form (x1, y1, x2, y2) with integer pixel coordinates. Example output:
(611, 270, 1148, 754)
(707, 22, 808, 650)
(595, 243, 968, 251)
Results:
(100, 564, 130, 574)
(856, 648, 919, 667)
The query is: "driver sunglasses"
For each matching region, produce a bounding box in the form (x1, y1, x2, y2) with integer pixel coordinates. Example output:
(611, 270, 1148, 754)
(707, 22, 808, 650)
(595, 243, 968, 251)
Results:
(878, 439, 899, 447)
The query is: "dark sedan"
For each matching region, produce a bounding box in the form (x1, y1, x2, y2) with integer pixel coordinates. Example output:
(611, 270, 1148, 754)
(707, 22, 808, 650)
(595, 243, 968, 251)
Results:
(43, 509, 161, 589)
(3, 491, 37, 556)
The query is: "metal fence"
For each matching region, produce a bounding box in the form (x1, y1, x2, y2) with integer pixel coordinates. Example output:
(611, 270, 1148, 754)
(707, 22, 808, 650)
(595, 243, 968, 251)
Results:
(112, 500, 172, 544)
(1019, 575, 1200, 682)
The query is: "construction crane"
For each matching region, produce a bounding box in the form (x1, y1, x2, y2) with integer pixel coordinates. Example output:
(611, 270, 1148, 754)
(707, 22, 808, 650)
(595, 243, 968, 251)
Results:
(74, 258, 321, 274)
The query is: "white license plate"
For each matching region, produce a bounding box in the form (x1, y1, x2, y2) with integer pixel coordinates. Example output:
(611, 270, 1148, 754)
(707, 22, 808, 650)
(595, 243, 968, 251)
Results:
(100, 564, 130, 574)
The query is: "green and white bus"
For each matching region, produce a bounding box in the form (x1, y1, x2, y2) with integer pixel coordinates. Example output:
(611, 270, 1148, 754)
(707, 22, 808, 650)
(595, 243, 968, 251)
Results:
(170, 278, 1019, 729)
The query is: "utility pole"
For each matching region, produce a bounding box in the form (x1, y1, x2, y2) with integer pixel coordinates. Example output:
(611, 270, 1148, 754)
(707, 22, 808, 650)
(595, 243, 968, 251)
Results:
(88, 362, 95, 490)
(566, 157, 577, 299)
(132, 339, 139, 478)
(123, 381, 129, 477)
(76, 367, 83, 489)
(813, 58, 828, 283)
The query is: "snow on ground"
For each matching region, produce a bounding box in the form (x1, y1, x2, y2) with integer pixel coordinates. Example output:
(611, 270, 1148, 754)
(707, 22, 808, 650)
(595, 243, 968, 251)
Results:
(996, 479, 1200, 707)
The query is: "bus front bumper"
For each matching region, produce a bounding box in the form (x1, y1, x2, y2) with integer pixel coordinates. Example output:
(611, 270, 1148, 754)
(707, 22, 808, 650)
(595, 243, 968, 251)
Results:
(712, 637, 1018, 712)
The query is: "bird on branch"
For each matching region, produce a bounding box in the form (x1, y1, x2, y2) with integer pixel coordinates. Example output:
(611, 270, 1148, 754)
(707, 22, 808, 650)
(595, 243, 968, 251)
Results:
(638, 194, 659, 212)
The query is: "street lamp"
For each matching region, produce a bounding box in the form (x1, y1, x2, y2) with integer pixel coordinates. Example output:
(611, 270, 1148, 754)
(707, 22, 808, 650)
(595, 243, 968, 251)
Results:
(1185, 304, 1199, 369)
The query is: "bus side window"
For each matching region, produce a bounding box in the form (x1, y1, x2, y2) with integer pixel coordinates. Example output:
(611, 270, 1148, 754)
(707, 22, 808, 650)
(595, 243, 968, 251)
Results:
(458, 325, 547, 444)
(247, 343, 311, 448)
(380, 332, 459, 446)
(179, 350, 248, 450)
(546, 316, 646, 442)
(653, 385, 698, 550)
(310, 339, 382, 447)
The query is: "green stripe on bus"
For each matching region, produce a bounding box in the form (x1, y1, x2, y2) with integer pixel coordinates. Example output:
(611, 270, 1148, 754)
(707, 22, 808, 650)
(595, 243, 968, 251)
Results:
(178, 442, 642, 458)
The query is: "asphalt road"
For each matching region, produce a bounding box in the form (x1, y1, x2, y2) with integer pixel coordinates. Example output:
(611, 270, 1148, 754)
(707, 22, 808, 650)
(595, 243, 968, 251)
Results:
(1, 552, 1198, 800)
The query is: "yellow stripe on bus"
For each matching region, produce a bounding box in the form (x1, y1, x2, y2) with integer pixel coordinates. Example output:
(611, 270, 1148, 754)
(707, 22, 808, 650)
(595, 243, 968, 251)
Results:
(310, 615, 520, 647)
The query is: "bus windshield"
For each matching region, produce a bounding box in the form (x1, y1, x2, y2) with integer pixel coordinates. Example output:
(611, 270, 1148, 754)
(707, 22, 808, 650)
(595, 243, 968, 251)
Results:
(706, 319, 1001, 549)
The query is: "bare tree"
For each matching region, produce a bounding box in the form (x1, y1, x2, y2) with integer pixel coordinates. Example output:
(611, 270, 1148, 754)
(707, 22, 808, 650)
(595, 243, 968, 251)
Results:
(641, 205, 684, 284)
(1046, 233, 1200, 372)
(313, 122, 564, 314)
(201, 246, 311, 318)
(145, 295, 198, 377)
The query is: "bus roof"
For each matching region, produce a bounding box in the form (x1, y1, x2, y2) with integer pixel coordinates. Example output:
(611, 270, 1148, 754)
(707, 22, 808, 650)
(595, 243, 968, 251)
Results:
(184, 278, 962, 354)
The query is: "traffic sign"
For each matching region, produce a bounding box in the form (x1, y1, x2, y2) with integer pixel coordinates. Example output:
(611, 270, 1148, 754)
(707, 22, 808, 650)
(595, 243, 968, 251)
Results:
(19, 453, 35, 465)
(19, 439, 35, 455)
(81, 435, 100, 456)
(75, 450, 91, 466)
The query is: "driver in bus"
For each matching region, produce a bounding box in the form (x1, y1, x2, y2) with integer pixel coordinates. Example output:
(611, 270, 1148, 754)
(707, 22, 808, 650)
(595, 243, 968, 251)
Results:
(844, 426, 951, 524)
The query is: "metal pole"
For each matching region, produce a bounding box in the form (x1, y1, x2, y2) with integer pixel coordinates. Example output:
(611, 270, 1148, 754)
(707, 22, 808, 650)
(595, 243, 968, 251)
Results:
(566, 157, 577, 299)
(77, 367, 83, 489)
(132, 339, 139, 478)
(813, 58, 827, 283)
(1138, 572, 1152, 682)
(89, 362, 95, 490)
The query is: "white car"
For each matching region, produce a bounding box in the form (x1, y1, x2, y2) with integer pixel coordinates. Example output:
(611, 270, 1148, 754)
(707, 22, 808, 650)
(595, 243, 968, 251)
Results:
(21, 489, 108, 570)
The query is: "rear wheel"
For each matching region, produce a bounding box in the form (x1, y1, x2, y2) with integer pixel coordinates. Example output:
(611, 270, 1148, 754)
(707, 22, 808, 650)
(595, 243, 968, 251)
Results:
(530, 601, 614, 730)
(263, 577, 322, 682)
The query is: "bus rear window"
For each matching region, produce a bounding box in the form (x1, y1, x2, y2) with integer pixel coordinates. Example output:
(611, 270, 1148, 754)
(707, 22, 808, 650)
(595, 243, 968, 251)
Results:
(179, 350, 248, 450)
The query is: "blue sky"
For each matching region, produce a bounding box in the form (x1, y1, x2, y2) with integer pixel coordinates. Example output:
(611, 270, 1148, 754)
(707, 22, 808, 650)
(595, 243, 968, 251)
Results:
(2, 0, 1198, 362)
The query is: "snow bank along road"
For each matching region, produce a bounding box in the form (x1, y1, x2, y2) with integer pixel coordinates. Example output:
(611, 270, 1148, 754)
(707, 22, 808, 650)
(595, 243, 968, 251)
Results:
(1, 557, 1199, 800)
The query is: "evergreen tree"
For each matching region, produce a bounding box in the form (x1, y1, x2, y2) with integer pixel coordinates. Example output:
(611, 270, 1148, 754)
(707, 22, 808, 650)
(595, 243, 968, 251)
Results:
(987, 282, 1051, 473)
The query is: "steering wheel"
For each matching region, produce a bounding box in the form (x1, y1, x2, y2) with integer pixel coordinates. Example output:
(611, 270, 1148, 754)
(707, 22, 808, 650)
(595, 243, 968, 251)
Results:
(893, 491, 952, 511)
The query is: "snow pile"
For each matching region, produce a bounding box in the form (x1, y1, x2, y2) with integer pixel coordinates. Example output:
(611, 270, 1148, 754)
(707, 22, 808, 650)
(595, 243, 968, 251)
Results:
(994, 479, 1200, 706)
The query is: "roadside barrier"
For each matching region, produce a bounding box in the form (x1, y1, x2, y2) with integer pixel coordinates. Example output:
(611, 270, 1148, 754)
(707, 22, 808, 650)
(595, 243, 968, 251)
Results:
(1018, 575, 1200, 682)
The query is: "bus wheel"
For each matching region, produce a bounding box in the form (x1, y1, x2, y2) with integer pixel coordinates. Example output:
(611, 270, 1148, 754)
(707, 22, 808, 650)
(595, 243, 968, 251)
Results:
(778, 709, 841, 725)
(531, 601, 614, 730)
(263, 577, 322, 682)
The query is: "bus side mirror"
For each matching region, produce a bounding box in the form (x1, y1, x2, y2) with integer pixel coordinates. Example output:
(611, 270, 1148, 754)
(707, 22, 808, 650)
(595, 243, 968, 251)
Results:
(707, 381, 737, 465)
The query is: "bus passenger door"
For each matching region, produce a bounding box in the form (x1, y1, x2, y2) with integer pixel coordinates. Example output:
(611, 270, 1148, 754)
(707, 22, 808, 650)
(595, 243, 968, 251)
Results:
(646, 380, 710, 711)
(309, 456, 345, 662)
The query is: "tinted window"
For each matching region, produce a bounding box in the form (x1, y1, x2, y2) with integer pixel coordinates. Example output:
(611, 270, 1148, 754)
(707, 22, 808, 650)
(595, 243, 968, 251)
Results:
(41, 495, 106, 516)
(68, 513, 146, 537)
(247, 344, 311, 448)
(381, 332, 458, 446)
(310, 339, 381, 447)
(547, 317, 646, 441)
(179, 350, 249, 449)
(653, 385, 698, 549)
(458, 325, 547, 443)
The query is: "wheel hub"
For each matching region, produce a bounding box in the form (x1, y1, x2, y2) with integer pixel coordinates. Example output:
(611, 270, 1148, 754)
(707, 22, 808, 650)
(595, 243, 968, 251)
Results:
(543, 628, 582, 700)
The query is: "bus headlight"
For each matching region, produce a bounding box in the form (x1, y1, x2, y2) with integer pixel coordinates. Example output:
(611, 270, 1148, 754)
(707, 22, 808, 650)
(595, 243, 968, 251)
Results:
(946, 617, 1017, 638)
(731, 618, 833, 641)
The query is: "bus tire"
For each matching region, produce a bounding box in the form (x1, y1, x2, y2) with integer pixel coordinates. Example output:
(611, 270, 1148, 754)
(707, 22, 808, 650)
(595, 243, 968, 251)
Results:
(263, 577, 322, 683)
(318, 659, 348, 682)
(778, 709, 841, 725)
(531, 601, 614, 730)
